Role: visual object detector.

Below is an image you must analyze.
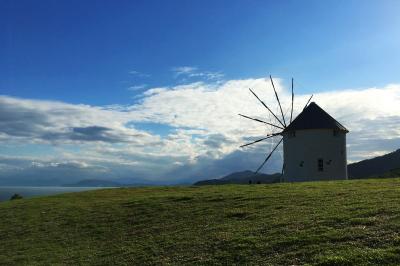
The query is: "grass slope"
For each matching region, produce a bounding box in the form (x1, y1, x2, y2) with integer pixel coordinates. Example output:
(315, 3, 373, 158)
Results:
(2, 179, 400, 265)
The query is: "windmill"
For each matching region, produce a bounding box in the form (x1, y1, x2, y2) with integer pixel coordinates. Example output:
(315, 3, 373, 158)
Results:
(239, 76, 349, 182)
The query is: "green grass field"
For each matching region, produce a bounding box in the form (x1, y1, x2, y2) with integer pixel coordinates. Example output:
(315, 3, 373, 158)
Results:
(1, 178, 400, 265)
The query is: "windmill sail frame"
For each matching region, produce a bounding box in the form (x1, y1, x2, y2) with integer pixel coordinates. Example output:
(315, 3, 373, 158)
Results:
(239, 75, 314, 176)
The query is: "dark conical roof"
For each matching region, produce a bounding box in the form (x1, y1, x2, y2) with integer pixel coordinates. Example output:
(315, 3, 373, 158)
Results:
(283, 102, 348, 133)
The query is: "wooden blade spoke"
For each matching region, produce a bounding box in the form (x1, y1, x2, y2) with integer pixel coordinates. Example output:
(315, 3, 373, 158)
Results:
(238, 114, 284, 130)
(248, 88, 285, 128)
(270, 75, 286, 127)
(290, 78, 294, 124)
(303, 94, 313, 110)
(255, 138, 283, 174)
(240, 133, 281, 148)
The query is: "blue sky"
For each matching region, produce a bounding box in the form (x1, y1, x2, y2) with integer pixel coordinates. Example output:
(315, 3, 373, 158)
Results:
(1, 0, 400, 185)
(2, 0, 400, 104)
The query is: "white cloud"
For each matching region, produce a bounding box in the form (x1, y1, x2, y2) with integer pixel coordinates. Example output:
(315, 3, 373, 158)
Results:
(1, 78, 400, 184)
(172, 66, 198, 76)
(128, 78, 400, 162)
(171, 66, 224, 80)
(128, 70, 150, 78)
(127, 84, 147, 91)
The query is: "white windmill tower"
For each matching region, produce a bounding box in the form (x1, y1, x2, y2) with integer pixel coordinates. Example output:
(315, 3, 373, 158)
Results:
(239, 76, 349, 182)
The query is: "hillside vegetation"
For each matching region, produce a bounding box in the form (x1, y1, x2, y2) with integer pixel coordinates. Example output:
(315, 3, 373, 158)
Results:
(2, 179, 400, 265)
(348, 149, 400, 179)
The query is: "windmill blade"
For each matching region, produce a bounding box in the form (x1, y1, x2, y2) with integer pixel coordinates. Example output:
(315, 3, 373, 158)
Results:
(303, 94, 313, 110)
(255, 138, 283, 174)
(238, 114, 284, 130)
(240, 136, 274, 148)
(240, 133, 281, 148)
(290, 78, 294, 123)
(270, 75, 286, 127)
(248, 88, 285, 128)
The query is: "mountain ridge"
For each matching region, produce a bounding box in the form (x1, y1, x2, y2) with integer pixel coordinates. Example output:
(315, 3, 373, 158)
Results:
(194, 171, 281, 185)
(195, 148, 400, 185)
(348, 149, 400, 179)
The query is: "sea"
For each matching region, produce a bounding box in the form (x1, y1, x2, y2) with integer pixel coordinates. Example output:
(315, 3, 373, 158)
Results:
(0, 186, 109, 202)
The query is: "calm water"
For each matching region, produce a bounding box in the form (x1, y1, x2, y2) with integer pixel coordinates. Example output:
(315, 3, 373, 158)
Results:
(0, 186, 109, 202)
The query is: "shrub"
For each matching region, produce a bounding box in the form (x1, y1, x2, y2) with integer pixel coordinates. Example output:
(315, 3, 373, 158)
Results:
(10, 193, 23, 200)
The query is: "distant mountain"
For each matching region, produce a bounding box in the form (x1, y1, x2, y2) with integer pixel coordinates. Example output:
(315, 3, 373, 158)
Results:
(195, 149, 400, 185)
(348, 149, 400, 179)
(194, 170, 281, 185)
(63, 179, 122, 187)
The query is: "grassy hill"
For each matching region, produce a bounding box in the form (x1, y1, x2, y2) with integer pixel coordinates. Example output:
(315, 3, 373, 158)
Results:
(2, 179, 400, 265)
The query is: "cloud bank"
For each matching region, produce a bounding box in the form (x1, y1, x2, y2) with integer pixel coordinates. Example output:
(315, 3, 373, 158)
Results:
(1, 78, 400, 185)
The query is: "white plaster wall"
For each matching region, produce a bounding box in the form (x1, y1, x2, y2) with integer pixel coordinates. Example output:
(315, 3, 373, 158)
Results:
(282, 129, 347, 182)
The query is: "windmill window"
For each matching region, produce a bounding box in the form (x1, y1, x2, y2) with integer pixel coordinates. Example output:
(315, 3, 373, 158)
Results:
(318, 158, 324, 172)
(299, 161, 304, 167)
